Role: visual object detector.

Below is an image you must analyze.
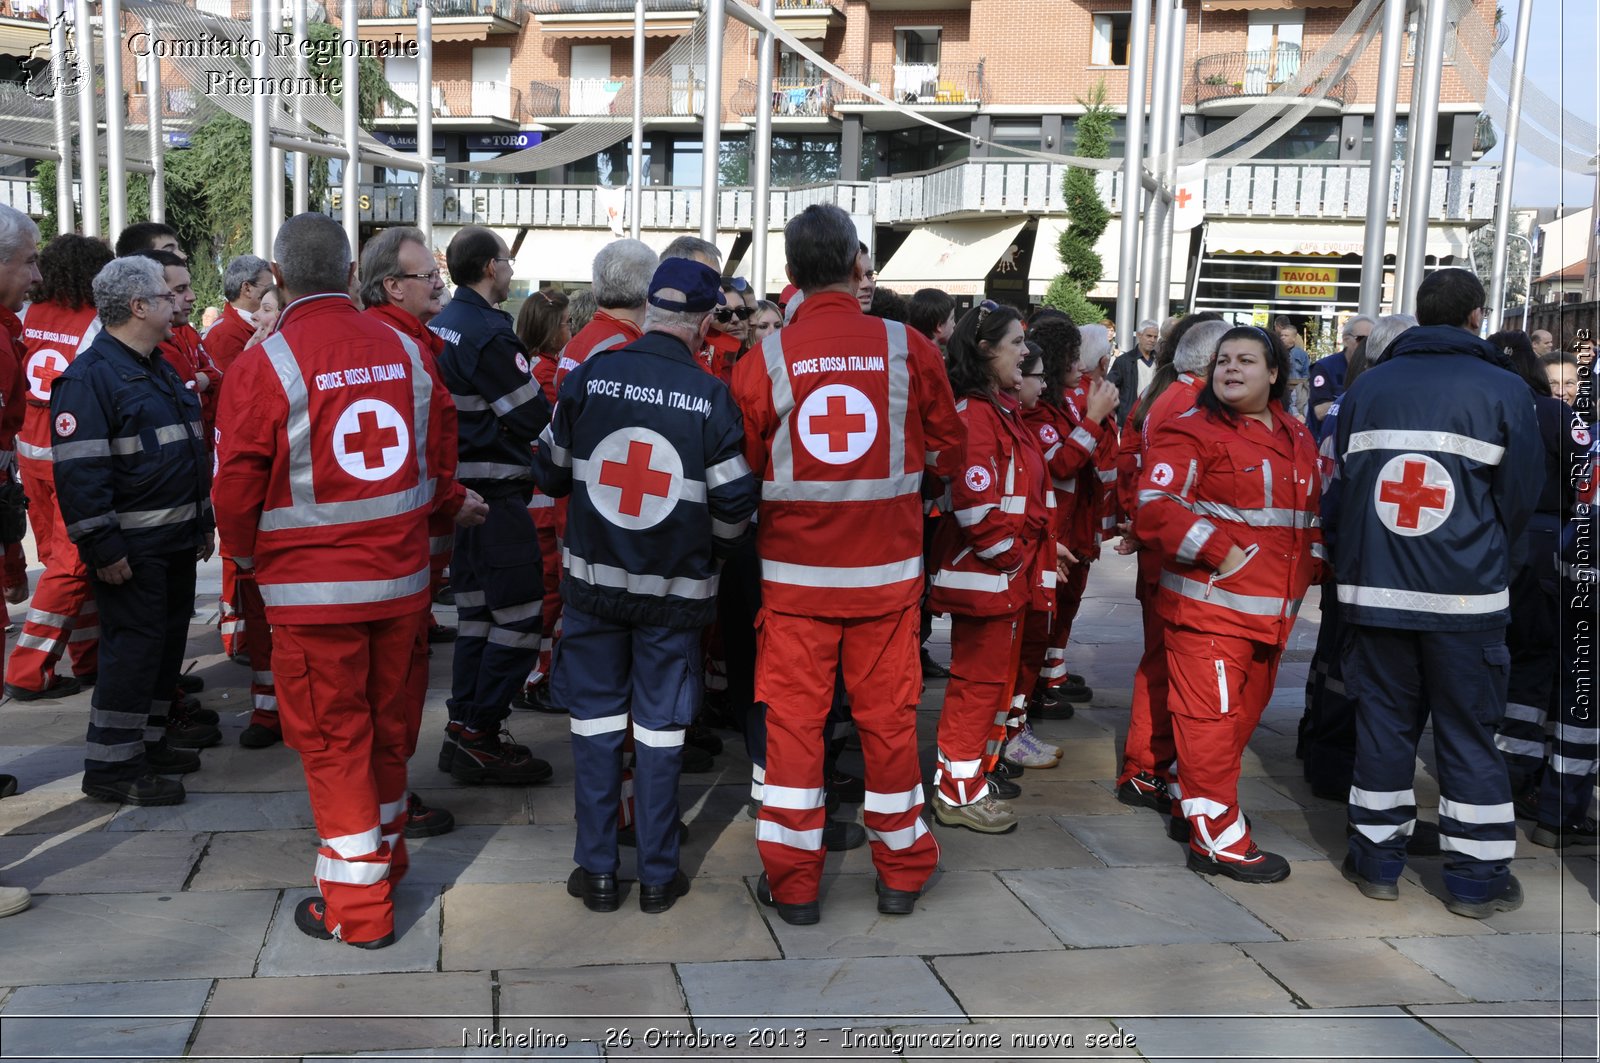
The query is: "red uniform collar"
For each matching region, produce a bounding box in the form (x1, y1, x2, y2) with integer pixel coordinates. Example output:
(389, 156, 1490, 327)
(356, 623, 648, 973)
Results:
(593, 308, 644, 338)
(788, 290, 861, 323)
(0, 305, 21, 347)
(275, 292, 357, 334)
(365, 302, 445, 355)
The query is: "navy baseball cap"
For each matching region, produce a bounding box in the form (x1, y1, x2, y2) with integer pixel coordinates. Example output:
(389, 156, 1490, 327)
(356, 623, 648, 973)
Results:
(647, 258, 726, 313)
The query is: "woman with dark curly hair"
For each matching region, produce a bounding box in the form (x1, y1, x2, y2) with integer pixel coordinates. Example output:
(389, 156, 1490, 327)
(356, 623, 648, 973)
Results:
(5, 234, 113, 702)
(1135, 325, 1321, 883)
(927, 301, 1056, 834)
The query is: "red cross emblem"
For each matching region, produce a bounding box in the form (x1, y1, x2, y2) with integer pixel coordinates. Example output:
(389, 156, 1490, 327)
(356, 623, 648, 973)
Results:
(54, 412, 77, 437)
(1174, 187, 1193, 208)
(26, 350, 67, 401)
(332, 399, 410, 482)
(796, 384, 878, 466)
(1374, 454, 1453, 536)
(809, 394, 866, 453)
(344, 409, 400, 470)
(599, 439, 673, 518)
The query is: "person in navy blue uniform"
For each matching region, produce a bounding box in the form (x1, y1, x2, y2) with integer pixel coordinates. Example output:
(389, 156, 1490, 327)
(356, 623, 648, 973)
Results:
(51, 256, 214, 806)
(430, 227, 554, 787)
(1305, 314, 1373, 440)
(1335, 269, 1541, 918)
(534, 258, 758, 914)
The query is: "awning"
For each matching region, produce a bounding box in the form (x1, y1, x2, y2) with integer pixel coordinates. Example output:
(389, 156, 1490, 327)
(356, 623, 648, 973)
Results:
(0, 20, 50, 55)
(1029, 218, 1184, 303)
(877, 218, 1029, 297)
(1205, 219, 1472, 261)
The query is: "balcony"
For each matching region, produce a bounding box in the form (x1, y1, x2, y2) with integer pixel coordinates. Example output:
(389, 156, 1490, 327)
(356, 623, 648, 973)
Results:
(378, 80, 526, 125)
(0, 176, 43, 218)
(730, 77, 836, 120)
(1193, 47, 1353, 115)
(525, 75, 706, 118)
(353, 0, 525, 38)
(0, 0, 50, 55)
(528, 0, 698, 38)
(1202, 160, 1496, 224)
(835, 61, 984, 107)
(772, 0, 846, 41)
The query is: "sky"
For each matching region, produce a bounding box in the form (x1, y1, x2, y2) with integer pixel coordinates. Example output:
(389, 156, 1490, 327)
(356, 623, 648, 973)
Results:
(1497, 0, 1599, 209)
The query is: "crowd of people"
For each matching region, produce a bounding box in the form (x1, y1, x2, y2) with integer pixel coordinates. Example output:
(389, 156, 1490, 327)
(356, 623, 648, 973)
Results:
(0, 198, 1591, 942)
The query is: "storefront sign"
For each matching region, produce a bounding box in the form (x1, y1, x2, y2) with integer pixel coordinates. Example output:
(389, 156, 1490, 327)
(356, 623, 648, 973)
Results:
(1277, 266, 1337, 300)
(467, 132, 541, 151)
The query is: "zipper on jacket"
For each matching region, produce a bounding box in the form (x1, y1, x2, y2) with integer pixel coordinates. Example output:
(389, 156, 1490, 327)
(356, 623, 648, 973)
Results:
(1205, 543, 1259, 597)
(1214, 659, 1230, 714)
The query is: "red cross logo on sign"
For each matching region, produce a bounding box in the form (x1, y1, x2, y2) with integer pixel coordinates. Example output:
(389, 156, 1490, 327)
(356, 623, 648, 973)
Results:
(797, 384, 878, 465)
(26, 350, 68, 402)
(588, 427, 683, 530)
(1374, 453, 1453, 537)
(332, 399, 410, 482)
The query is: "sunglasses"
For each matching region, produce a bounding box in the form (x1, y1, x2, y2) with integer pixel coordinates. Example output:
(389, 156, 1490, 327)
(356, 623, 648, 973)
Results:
(715, 306, 755, 322)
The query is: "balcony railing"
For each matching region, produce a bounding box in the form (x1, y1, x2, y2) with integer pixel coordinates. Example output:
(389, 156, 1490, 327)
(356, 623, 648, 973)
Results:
(526, 76, 705, 117)
(731, 77, 836, 119)
(1193, 48, 1353, 107)
(1203, 160, 1496, 223)
(835, 62, 984, 106)
(382, 80, 525, 122)
(125, 89, 203, 123)
(524, 0, 697, 12)
(0, 1, 50, 22)
(0, 176, 43, 217)
(358, 0, 524, 18)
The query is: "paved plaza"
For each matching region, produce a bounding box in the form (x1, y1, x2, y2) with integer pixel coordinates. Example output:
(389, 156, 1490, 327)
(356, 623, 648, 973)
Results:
(0, 553, 1594, 1062)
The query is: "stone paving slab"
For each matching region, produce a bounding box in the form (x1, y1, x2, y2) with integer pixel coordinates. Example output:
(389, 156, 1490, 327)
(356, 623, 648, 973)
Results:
(1387, 933, 1599, 1002)
(0, 977, 211, 1061)
(1114, 1008, 1470, 1062)
(183, 741, 313, 793)
(0, 744, 87, 794)
(495, 963, 691, 1044)
(675, 955, 960, 1035)
(107, 790, 316, 832)
(998, 866, 1280, 947)
(187, 827, 318, 890)
(256, 887, 444, 977)
(189, 971, 494, 1058)
(1409, 999, 1600, 1062)
(0, 889, 277, 988)
(934, 943, 1298, 1016)
(441, 880, 780, 970)
(409, 786, 531, 827)
(0, 828, 207, 894)
(1239, 938, 1469, 1008)
(0, 789, 117, 838)
(930, 814, 1103, 871)
(1052, 813, 1189, 867)
(1409, 854, 1600, 936)
(404, 824, 578, 886)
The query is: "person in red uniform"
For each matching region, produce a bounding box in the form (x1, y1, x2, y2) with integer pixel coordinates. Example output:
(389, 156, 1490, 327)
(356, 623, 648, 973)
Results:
(733, 204, 962, 924)
(927, 302, 1055, 834)
(213, 213, 486, 948)
(554, 239, 656, 392)
(1135, 325, 1321, 884)
(3, 234, 111, 701)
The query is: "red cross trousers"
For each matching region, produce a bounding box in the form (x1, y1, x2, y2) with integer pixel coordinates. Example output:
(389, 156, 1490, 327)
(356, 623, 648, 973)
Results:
(796, 384, 879, 466)
(588, 427, 684, 530)
(599, 439, 673, 518)
(1374, 453, 1454, 537)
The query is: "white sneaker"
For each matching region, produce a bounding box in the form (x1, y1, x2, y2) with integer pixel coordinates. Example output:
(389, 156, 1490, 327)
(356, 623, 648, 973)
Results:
(0, 883, 30, 918)
(1019, 724, 1063, 760)
(1004, 730, 1059, 769)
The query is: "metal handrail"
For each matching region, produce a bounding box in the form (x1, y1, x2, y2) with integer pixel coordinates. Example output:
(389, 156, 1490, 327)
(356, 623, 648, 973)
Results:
(1193, 47, 1353, 106)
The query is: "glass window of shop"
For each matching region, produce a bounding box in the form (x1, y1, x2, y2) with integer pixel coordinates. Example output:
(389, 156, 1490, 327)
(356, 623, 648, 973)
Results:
(990, 120, 1042, 154)
(1060, 117, 1135, 160)
(1201, 117, 1339, 161)
(716, 135, 840, 185)
(884, 124, 970, 175)
(566, 140, 653, 187)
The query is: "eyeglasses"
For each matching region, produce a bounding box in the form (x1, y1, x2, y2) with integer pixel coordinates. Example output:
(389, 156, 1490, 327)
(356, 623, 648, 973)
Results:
(1023, 372, 1046, 379)
(492, 256, 512, 265)
(715, 306, 755, 322)
(397, 270, 442, 283)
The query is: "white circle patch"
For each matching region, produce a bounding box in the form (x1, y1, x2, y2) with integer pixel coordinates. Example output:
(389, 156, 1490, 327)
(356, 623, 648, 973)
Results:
(1575, 425, 1591, 448)
(1373, 453, 1454, 537)
(1039, 424, 1060, 445)
(1150, 462, 1174, 487)
(515, 352, 530, 375)
(796, 384, 878, 465)
(964, 464, 992, 492)
(588, 427, 684, 531)
(26, 349, 68, 402)
(332, 398, 410, 482)
(1312, 374, 1326, 389)
(53, 412, 76, 437)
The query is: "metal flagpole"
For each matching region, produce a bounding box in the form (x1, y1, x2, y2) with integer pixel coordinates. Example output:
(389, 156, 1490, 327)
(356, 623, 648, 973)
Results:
(147, 15, 164, 223)
(1358, 0, 1405, 316)
(103, 0, 125, 239)
(1116, 0, 1152, 344)
(73, 0, 99, 237)
(50, 0, 74, 232)
(700, 0, 725, 242)
(1393, 0, 1427, 305)
(1398, 0, 1448, 316)
(268, 0, 285, 236)
(418, 1, 433, 246)
(1137, 0, 1173, 326)
(1486, 0, 1533, 330)
(341, 0, 360, 254)
(1154, 2, 1185, 315)
(750, 0, 775, 296)
(629, 0, 645, 239)
(292, 0, 309, 215)
(251, 0, 271, 256)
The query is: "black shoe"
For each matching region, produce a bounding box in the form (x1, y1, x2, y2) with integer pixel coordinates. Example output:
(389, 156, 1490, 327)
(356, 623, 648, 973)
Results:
(529, 681, 564, 714)
(1117, 772, 1172, 814)
(756, 871, 819, 925)
(993, 756, 1025, 780)
(175, 673, 205, 694)
(82, 773, 185, 805)
(451, 729, 552, 786)
(1167, 815, 1191, 843)
(681, 743, 715, 774)
(434, 585, 456, 606)
(875, 876, 920, 915)
(1512, 789, 1541, 822)
(166, 718, 222, 750)
(827, 769, 865, 804)
(1443, 875, 1525, 919)
(1341, 854, 1399, 900)
(173, 700, 219, 726)
(566, 866, 620, 912)
(239, 722, 283, 749)
(229, 651, 251, 668)
(920, 648, 950, 679)
(76, 671, 97, 687)
(427, 624, 458, 644)
(1031, 693, 1077, 721)
(1059, 673, 1094, 702)
(985, 772, 1022, 800)
(1532, 818, 1599, 848)
(294, 896, 395, 948)
(639, 871, 691, 914)
(618, 819, 690, 848)
(822, 819, 866, 851)
(145, 744, 202, 775)
(685, 720, 723, 755)
(403, 792, 455, 839)
(1186, 845, 1290, 884)
(0, 774, 18, 798)
(4, 675, 82, 701)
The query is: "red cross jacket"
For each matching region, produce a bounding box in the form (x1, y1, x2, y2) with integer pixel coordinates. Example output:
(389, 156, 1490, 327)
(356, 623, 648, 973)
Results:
(1134, 402, 1322, 646)
(161, 323, 223, 446)
(555, 309, 643, 393)
(202, 302, 256, 373)
(0, 306, 29, 588)
(1060, 386, 1120, 558)
(15, 300, 100, 470)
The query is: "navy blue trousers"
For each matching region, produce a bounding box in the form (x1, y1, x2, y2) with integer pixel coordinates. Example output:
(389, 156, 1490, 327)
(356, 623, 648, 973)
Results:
(1302, 586, 1357, 798)
(449, 494, 542, 733)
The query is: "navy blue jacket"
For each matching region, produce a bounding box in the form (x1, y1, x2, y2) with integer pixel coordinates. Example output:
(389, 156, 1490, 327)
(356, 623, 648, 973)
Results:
(1307, 348, 1347, 440)
(430, 286, 552, 497)
(532, 330, 758, 630)
(50, 330, 212, 568)
(1333, 324, 1541, 631)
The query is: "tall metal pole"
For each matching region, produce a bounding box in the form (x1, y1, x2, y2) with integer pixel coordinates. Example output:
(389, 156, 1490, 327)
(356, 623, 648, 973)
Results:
(268, 0, 285, 237)
(341, 0, 360, 255)
(1359, 0, 1406, 316)
(103, 0, 126, 239)
(1116, 0, 1152, 344)
(1393, 0, 1428, 304)
(417, 2, 433, 246)
(1486, 0, 1533, 330)
(750, 0, 775, 296)
(50, 0, 74, 232)
(1398, 0, 1448, 315)
(1154, 3, 1185, 314)
(73, 0, 99, 237)
(147, 16, 164, 223)
(1137, 0, 1173, 326)
(251, 0, 271, 256)
(699, 0, 725, 241)
(292, 0, 309, 215)
(629, 0, 645, 239)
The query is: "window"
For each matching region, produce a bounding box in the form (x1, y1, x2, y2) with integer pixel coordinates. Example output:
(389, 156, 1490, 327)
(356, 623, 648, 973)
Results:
(884, 124, 970, 175)
(1203, 117, 1337, 161)
(1091, 13, 1131, 67)
(1063, 117, 1136, 159)
(671, 139, 703, 186)
(567, 141, 651, 187)
(991, 120, 1042, 154)
(893, 29, 941, 102)
(1405, 12, 1459, 62)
